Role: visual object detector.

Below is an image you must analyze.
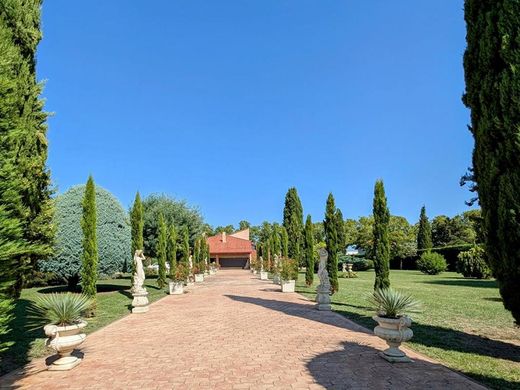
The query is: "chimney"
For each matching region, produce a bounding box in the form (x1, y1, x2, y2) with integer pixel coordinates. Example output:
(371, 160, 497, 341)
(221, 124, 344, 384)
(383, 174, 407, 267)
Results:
(222, 231, 227, 243)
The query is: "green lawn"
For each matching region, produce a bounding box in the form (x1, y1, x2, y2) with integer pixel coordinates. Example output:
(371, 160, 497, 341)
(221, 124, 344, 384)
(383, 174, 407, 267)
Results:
(297, 270, 520, 390)
(0, 276, 167, 376)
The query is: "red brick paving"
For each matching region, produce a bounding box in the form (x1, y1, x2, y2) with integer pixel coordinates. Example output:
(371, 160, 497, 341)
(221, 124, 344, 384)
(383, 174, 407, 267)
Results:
(0, 270, 485, 389)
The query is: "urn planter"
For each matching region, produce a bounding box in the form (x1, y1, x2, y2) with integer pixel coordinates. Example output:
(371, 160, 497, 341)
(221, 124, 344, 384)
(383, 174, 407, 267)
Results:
(44, 321, 87, 371)
(195, 273, 204, 282)
(281, 280, 295, 293)
(169, 281, 184, 295)
(373, 315, 413, 363)
(260, 271, 268, 280)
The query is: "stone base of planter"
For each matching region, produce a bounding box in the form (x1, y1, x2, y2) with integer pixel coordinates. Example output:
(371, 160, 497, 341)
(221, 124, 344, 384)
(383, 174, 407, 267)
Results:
(260, 271, 268, 280)
(281, 280, 295, 293)
(131, 291, 149, 313)
(169, 281, 184, 295)
(195, 274, 204, 282)
(210, 269, 216, 275)
(48, 355, 82, 371)
(186, 281, 194, 287)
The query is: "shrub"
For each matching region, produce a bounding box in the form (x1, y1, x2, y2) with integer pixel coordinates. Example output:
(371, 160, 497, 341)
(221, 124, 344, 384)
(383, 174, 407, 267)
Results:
(39, 185, 131, 287)
(417, 252, 447, 275)
(30, 293, 93, 326)
(457, 246, 492, 279)
(25, 271, 66, 288)
(351, 258, 375, 271)
(280, 258, 298, 281)
(370, 288, 421, 318)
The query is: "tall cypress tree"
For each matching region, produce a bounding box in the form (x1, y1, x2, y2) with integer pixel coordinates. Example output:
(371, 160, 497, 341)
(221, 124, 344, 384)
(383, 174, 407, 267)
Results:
(372, 180, 390, 290)
(130, 191, 144, 275)
(304, 215, 315, 286)
(324, 193, 339, 293)
(271, 224, 281, 257)
(335, 208, 346, 254)
(0, 0, 54, 298)
(463, 0, 520, 324)
(280, 226, 289, 258)
(282, 187, 304, 263)
(81, 176, 98, 313)
(167, 224, 177, 280)
(156, 213, 167, 288)
(417, 206, 432, 251)
(180, 227, 190, 265)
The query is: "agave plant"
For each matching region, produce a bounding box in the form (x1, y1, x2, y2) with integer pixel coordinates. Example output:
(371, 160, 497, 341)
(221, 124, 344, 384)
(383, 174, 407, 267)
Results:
(370, 288, 421, 318)
(31, 293, 93, 326)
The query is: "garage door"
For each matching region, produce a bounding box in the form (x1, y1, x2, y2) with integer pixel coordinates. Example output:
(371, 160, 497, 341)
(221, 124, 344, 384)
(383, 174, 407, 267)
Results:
(219, 258, 248, 268)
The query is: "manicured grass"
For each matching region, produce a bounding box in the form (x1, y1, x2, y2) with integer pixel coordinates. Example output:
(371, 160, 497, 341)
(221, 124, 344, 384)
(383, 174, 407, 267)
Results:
(297, 270, 520, 390)
(0, 276, 167, 376)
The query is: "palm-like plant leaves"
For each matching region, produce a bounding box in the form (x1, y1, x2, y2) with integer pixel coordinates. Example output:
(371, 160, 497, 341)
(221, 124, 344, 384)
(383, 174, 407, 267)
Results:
(30, 293, 92, 326)
(370, 288, 421, 318)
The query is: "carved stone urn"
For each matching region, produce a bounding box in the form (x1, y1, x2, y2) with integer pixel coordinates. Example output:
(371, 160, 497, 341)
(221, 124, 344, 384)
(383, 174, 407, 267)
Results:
(44, 321, 87, 370)
(373, 315, 413, 363)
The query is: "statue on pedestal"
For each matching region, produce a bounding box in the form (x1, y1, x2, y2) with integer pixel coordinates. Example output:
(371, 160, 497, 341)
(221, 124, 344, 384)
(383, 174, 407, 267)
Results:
(273, 254, 281, 284)
(131, 250, 149, 313)
(316, 248, 331, 311)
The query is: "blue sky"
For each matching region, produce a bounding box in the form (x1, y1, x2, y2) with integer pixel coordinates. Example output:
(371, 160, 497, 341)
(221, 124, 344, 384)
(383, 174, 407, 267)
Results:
(38, 0, 474, 227)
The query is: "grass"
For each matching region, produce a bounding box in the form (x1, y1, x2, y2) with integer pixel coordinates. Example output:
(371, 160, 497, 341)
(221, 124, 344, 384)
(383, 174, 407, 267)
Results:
(0, 276, 167, 376)
(297, 270, 520, 390)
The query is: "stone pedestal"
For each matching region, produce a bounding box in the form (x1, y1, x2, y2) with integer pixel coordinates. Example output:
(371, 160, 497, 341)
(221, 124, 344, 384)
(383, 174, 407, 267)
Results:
(273, 274, 281, 285)
(316, 286, 331, 311)
(132, 291, 149, 313)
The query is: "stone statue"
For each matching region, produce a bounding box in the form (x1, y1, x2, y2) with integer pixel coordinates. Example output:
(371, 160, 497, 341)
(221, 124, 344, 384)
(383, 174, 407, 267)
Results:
(316, 248, 331, 311)
(259, 256, 264, 272)
(131, 250, 149, 313)
(273, 254, 281, 284)
(342, 263, 347, 273)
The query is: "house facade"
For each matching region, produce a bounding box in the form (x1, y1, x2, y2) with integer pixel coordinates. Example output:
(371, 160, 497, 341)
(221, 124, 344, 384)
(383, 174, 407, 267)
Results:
(207, 229, 255, 269)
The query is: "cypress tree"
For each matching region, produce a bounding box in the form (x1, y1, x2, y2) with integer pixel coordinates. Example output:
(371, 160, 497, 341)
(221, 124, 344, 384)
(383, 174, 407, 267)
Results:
(335, 208, 346, 254)
(324, 193, 339, 293)
(280, 227, 289, 258)
(156, 214, 167, 288)
(130, 191, 144, 275)
(0, 0, 54, 298)
(282, 187, 304, 263)
(180, 227, 190, 264)
(304, 215, 315, 286)
(167, 224, 177, 280)
(463, 0, 520, 324)
(417, 206, 432, 251)
(81, 176, 98, 313)
(372, 180, 390, 290)
(271, 224, 281, 256)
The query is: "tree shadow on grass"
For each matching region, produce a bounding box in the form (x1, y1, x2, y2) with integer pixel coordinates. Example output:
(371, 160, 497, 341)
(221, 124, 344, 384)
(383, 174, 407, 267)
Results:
(0, 299, 47, 377)
(422, 278, 498, 289)
(225, 295, 520, 364)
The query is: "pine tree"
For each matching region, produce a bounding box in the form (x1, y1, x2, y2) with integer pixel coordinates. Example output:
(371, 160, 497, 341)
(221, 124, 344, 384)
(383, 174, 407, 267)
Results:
(417, 206, 432, 251)
(335, 208, 346, 254)
(324, 193, 339, 293)
(282, 187, 304, 264)
(0, 0, 54, 298)
(463, 0, 520, 324)
(372, 180, 390, 290)
(280, 227, 289, 258)
(81, 176, 98, 313)
(167, 224, 177, 280)
(156, 214, 167, 288)
(304, 215, 315, 286)
(130, 191, 144, 275)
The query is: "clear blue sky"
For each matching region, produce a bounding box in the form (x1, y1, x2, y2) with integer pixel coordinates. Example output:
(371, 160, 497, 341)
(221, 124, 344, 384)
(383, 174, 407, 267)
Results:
(38, 0, 474, 227)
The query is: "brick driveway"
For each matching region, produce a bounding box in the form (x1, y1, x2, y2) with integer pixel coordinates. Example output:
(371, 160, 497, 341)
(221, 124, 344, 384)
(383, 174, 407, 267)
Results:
(1, 270, 485, 389)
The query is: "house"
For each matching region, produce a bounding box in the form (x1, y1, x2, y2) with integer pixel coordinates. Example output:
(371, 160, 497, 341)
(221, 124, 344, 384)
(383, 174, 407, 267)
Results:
(206, 229, 255, 269)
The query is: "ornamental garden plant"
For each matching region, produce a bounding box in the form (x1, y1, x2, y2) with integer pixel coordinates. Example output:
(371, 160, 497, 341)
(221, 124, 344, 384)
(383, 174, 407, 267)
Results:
(417, 252, 447, 275)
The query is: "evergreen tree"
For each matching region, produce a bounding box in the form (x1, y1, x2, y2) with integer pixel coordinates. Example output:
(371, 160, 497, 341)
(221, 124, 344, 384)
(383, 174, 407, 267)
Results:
(180, 227, 190, 264)
(372, 180, 390, 290)
(167, 224, 177, 280)
(335, 208, 346, 254)
(463, 0, 520, 324)
(324, 193, 339, 293)
(304, 215, 315, 286)
(417, 206, 432, 251)
(0, 0, 54, 298)
(271, 224, 281, 256)
(130, 191, 144, 274)
(282, 187, 304, 263)
(81, 176, 98, 313)
(280, 227, 289, 257)
(156, 213, 167, 288)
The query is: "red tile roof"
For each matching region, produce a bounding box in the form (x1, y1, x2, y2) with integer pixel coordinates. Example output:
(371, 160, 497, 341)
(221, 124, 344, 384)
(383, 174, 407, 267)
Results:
(207, 232, 254, 255)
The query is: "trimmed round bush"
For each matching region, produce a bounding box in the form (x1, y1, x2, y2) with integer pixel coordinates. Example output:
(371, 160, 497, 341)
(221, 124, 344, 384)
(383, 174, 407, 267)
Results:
(457, 246, 492, 279)
(417, 252, 447, 275)
(39, 185, 130, 287)
(352, 258, 375, 271)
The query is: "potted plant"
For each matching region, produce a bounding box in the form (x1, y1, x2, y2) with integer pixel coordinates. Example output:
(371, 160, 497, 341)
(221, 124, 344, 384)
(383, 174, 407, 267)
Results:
(31, 293, 92, 371)
(370, 288, 421, 362)
(259, 257, 269, 280)
(169, 263, 188, 295)
(193, 264, 204, 282)
(280, 258, 298, 292)
(209, 262, 218, 275)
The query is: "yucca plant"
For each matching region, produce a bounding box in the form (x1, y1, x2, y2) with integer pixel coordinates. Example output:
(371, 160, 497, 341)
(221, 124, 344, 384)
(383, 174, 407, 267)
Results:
(370, 288, 421, 318)
(31, 293, 93, 326)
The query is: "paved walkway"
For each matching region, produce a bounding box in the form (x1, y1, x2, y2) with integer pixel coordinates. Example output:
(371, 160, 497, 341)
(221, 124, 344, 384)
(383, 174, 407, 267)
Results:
(1, 270, 485, 389)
